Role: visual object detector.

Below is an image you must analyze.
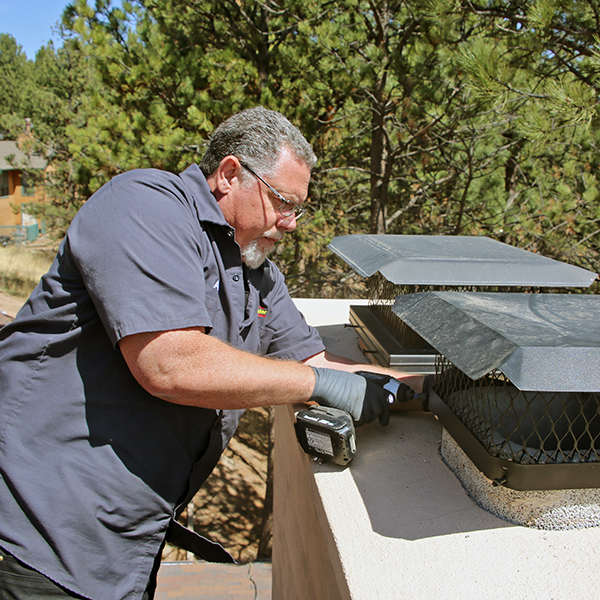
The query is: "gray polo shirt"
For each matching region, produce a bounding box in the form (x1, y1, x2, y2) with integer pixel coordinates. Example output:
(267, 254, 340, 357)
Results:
(0, 164, 324, 600)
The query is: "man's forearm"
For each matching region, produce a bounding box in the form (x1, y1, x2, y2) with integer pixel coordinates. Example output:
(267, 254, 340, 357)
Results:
(120, 327, 315, 409)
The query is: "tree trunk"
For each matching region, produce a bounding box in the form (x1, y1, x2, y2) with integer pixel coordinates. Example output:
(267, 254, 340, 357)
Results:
(370, 100, 389, 234)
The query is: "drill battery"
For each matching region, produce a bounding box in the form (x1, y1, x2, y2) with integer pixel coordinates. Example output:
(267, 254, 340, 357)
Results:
(294, 405, 356, 466)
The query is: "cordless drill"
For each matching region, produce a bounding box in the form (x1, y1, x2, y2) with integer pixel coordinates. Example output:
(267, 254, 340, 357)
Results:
(294, 371, 418, 466)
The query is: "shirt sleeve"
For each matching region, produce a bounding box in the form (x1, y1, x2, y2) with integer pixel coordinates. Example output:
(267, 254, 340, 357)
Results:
(66, 169, 213, 346)
(259, 261, 325, 362)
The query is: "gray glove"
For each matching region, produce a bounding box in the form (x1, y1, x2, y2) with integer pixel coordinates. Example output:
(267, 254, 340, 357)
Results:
(309, 367, 392, 426)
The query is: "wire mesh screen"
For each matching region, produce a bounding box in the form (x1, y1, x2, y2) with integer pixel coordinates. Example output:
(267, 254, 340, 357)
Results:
(365, 273, 540, 347)
(365, 274, 437, 347)
(434, 357, 600, 465)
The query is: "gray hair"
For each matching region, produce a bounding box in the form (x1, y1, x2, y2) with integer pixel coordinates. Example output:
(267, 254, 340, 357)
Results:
(199, 106, 317, 179)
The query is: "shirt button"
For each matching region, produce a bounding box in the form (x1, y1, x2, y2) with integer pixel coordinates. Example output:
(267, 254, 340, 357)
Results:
(228, 230, 234, 238)
(232, 274, 240, 282)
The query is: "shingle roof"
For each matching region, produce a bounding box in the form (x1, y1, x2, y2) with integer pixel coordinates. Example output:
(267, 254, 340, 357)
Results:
(0, 140, 47, 171)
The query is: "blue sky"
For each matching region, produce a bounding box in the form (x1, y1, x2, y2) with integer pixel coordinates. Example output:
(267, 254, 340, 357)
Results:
(0, 0, 71, 59)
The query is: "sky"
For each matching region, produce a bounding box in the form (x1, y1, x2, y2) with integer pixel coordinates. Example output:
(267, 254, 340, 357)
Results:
(0, 0, 72, 59)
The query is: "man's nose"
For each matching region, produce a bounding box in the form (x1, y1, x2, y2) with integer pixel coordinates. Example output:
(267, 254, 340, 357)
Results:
(277, 213, 297, 232)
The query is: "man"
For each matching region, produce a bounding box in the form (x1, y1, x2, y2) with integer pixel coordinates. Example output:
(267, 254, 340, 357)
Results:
(0, 107, 421, 599)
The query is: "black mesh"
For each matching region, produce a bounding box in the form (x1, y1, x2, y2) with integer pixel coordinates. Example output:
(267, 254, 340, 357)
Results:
(434, 357, 600, 465)
(365, 273, 544, 346)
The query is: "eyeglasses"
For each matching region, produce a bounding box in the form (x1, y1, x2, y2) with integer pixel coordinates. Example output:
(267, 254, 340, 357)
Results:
(239, 161, 306, 220)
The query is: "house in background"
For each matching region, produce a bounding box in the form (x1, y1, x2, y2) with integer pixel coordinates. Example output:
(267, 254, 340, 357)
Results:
(0, 137, 47, 243)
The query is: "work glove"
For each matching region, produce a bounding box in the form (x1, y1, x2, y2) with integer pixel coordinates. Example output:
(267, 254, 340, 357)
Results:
(309, 367, 398, 427)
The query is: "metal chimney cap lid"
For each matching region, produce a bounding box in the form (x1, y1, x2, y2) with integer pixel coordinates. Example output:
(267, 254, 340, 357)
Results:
(328, 234, 598, 288)
(392, 292, 600, 392)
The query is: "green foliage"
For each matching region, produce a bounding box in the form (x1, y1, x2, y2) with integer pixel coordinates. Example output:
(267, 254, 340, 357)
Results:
(0, 34, 36, 134)
(1, 0, 598, 294)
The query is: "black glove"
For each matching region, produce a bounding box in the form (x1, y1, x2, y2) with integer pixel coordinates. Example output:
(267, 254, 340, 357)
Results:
(354, 370, 416, 426)
(355, 371, 415, 403)
(355, 379, 393, 427)
(309, 367, 397, 427)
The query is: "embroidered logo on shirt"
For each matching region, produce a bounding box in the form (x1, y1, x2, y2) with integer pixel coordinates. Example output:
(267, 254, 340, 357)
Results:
(258, 306, 268, 318)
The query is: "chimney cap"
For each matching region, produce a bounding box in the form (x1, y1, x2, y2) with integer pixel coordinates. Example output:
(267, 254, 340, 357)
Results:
(393, 291, 600, 392)
(328, 234, 598, 288)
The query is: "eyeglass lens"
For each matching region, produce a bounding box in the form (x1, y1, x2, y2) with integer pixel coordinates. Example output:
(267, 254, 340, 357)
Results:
(240, 161, 305, 219)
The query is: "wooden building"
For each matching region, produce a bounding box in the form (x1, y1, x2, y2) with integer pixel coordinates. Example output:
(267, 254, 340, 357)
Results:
(0, 139, 47, 232)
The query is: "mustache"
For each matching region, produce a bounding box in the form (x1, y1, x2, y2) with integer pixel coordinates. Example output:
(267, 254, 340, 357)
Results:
(263, 231, 285, 242)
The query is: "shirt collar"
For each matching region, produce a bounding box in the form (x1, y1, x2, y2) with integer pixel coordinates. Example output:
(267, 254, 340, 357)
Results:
(179, 163, 230, 229)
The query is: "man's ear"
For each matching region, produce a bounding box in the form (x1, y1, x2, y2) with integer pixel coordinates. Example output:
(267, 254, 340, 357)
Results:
(212, 155, 241, 195)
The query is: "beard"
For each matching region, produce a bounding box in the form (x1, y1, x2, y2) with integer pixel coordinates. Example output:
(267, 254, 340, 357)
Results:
(241, 232, 284, 269)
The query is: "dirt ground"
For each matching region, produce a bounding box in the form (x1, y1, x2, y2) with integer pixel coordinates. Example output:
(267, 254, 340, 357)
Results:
(0, 291, 25, 321)
(0, 290, 272, 563)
